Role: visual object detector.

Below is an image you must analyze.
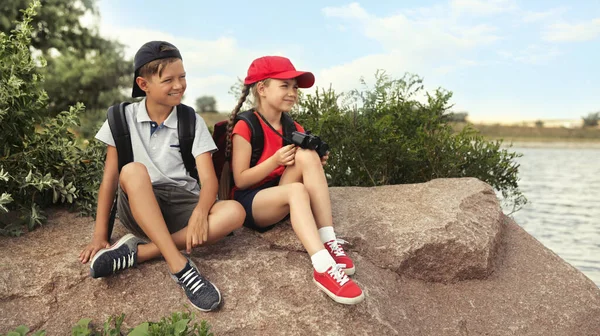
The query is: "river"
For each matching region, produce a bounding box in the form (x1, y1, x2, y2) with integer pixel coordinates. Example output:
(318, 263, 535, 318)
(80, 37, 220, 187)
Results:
(506, 142, 600, 287)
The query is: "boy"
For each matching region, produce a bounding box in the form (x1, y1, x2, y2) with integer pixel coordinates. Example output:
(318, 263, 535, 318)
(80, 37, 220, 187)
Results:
(78, 41, 245, 312)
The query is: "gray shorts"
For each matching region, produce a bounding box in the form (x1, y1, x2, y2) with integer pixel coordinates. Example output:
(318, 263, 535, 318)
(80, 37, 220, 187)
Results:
(117, 184, 199, 240)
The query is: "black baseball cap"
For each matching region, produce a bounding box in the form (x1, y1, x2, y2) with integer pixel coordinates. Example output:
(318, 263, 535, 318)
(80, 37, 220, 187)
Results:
(131, 41, 182, 98)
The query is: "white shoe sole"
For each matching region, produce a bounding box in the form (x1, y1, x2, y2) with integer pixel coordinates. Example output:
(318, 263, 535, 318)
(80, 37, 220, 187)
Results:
(90, 233, 135, 278)
(344, 266, 355, 276)
(313, 279, 365, 305)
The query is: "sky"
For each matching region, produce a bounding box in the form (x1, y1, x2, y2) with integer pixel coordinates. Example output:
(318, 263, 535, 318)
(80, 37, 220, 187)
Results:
(93, 0, 599, 123)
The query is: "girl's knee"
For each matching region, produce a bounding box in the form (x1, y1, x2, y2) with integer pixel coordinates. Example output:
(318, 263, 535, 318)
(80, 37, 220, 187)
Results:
(294, 148, 321, 168)
(286, 182, 309, 201)
(119, 162, 150, 187)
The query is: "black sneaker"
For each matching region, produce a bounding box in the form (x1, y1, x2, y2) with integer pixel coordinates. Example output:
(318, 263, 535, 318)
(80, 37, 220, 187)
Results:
(171, 258, 222, 312)
(90, 233, 145, 278)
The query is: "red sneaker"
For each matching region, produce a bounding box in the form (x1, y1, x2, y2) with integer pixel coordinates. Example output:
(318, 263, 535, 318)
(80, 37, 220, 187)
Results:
(324, 239, 355, 275)
(313, 265, 364, 305)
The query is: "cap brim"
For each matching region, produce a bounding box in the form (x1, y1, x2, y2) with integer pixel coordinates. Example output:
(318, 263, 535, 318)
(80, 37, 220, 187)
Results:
(131, 75, 146, 98)
(271, 70, 315, 88)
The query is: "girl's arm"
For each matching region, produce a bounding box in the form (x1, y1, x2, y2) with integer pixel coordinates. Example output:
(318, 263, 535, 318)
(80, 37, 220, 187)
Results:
(231, 134, 294, 189)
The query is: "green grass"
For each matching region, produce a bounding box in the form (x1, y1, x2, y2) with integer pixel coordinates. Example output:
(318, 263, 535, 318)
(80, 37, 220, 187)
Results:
(452, 122, 600, 143)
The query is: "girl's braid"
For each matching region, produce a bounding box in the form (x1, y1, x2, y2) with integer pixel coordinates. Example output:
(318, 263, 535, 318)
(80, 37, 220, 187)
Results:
(225, 84, 251, 159)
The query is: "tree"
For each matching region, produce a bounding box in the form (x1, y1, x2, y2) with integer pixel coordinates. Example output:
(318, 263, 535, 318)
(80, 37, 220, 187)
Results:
(1, 0, 131, 138)
(195, 95, 217, 113)
(1, 0, 100, 54)
(41, 42, 131, 138)
(582, 112, 599, 128)
(444, 111, 468, 123)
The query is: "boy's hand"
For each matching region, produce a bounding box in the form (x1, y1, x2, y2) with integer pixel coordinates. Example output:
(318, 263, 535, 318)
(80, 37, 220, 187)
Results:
(272, 144, 296, 166)
(320, 152, 330, 166)
(79, 236, 110, 264)
(186, 207, 209, 254)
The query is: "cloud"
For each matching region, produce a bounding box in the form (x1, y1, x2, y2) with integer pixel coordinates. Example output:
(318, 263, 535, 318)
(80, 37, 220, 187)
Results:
(96, 11, 277, 111)
(542, 18, 600, 42)
(498, 45, 561, 64)
(317, 2, 504, 95)
(450, 0, 517, 16)
(322, 2, 370, 20)
(323, 3, 502, 54)
(521, 7, 567, 23)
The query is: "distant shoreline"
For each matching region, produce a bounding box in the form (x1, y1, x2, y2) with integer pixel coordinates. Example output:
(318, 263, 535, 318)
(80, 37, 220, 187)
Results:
(499, 140, 600, 149)
(452, 122, 600, 147)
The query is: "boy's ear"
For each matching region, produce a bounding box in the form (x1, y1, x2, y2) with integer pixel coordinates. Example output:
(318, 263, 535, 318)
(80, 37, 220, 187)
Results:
(135, 76, 150, 94)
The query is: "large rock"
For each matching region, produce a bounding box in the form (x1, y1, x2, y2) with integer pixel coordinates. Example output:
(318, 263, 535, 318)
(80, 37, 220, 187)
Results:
(1, 178, 599, 335)
(264, 178, 503, 282)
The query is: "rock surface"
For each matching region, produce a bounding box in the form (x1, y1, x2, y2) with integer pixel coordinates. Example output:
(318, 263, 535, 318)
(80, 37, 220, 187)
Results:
(1, 177, 599, 335)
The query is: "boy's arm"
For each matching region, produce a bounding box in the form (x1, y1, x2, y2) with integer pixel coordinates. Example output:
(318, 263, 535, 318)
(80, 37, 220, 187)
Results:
(79, 145, 119, 263)
(194, 152, 218, 214)
(185, 152, 217, 251)
(94, 145, 120, 239)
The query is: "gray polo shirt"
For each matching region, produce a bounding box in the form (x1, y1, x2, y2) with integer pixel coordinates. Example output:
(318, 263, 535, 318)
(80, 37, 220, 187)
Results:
(95, 98, 217, 195)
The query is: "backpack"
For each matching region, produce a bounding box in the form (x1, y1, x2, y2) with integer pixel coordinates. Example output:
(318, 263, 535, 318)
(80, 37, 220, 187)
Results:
(105, 102, 197, 239)
(212, 109, 297, 196)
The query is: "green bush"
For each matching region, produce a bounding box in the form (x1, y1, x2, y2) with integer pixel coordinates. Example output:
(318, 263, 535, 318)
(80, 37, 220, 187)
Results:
(292, 71, 526, 212)
(1, 311, 213, 336)
(0, 1, 105, 236)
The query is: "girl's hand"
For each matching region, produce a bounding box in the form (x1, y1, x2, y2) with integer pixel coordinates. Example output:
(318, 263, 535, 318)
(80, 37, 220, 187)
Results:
(79, 236, 111, 264)
(320, 152, 330, 166)
(272, 144, 296, 166)
(186, 207, 209, 254)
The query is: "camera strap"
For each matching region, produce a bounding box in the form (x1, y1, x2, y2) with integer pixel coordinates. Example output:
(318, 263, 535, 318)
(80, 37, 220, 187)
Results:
(255, 110, 292, 144)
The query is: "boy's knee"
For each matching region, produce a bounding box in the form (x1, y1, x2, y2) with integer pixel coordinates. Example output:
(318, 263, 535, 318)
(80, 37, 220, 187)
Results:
(119, 162, 150, 186)
(294, 148, 321, 168)
(229, 201, 245, 226)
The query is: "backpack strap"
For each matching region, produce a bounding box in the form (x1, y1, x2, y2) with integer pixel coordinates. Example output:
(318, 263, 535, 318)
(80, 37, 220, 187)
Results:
(236, 110, 264, 168)
(107, 102, 133, 173)
(177, 104, 199, 183)
(105, 101, 132, 242)
(281, 112, 297, 145)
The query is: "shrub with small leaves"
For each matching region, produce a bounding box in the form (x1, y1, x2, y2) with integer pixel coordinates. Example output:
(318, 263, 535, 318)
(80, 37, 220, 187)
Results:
(0, 325, 46, 336)
(292, 71, 527, 212)
(0, 1, 105, 236)
(2, 311, 213, 336)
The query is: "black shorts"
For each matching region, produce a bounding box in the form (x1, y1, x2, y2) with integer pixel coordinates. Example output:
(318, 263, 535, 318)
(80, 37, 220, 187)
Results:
(233, 177, 287, 233)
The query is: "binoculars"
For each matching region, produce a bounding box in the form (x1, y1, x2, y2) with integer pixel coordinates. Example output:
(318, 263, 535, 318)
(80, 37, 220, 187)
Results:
(290, 131, 329, 158)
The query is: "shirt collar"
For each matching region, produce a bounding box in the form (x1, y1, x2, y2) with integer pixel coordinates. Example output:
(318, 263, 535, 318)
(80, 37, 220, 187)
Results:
(136, 98, 178, 128)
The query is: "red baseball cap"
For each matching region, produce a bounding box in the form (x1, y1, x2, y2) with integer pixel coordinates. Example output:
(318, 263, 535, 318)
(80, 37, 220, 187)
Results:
(244, 56, 315, 88)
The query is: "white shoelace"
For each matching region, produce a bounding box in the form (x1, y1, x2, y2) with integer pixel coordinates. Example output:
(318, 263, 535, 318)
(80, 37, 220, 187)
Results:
(328, 265, 350, 286)
(326, 239, 348, 257)
(112, 252, 135, 272)
(181, 268, 205, 294)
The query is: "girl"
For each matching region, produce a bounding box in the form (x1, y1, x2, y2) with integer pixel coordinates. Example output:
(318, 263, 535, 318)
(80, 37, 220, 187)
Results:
(226, 56, 364, 305)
